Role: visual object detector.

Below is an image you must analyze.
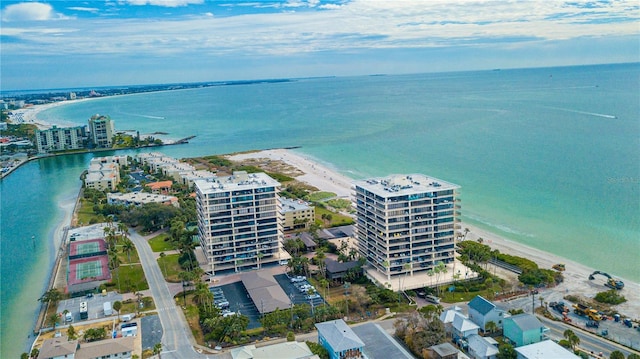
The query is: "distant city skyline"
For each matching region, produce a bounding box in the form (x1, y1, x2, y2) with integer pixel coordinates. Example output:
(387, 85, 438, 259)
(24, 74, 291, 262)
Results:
(1, 0, 638, 91)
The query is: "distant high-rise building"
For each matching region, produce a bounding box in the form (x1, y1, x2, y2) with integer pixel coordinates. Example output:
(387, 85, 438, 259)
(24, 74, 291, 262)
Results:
(88, 114, 115, 148)
(195, 171, 282, 276)
(35, 125, 87, 153)
(353, 174, 460, 281)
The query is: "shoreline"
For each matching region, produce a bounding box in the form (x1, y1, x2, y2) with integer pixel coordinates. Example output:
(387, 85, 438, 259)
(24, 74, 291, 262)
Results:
(227, 148, 640, 317)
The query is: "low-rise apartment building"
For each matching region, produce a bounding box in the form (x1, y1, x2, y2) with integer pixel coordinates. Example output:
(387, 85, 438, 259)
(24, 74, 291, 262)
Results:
(279, 197, 315, 231)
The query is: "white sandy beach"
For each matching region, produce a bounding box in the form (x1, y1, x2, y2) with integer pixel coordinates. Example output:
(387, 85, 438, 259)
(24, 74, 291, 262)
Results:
(8, 98, 99, 130)
(228, 148, 640, 318)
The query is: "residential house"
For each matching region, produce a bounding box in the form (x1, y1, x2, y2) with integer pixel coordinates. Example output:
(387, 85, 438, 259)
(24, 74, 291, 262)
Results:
(315, 319, 365, 359)
(428, 343, 460, 359)
(230, 341, 319, 359)
(351, 322, 414, 359)
(503, 313, 549, 347)
(467, 334, 499, 359)
(515, 340, 580, 359)
(324, 258, 361, 281)
(468, 295, 507, 332)
(145, 180, 173, 194)
(38, 336, 78, 359)
(452, 311, 480, 341)
(440, 306, 464, 337)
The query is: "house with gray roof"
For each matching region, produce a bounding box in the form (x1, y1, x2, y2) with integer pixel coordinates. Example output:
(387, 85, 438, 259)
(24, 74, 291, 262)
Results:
(351, 322, 413, 359)
(230, 341, 319, 359)
(429, 342, 460, 359)
(468, 295, 507, 332)
(440, 306, 464, 337)
(452, 311, 480, 341)
(315, 319, 365, 359)
(324, 258, 361, 281)
(503, 313, 549, 347)
(38, 336, 78, 359)
(467, 333, 499, 359)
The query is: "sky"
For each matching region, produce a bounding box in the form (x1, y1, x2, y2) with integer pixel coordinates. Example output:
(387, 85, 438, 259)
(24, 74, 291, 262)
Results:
(1, 0, 638, 91)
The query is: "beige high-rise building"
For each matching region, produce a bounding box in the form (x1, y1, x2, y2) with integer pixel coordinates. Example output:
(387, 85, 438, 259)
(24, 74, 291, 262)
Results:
(353, 174, 460, 281)
(88, 114, 115, 148)
(195, 171, 282, 276)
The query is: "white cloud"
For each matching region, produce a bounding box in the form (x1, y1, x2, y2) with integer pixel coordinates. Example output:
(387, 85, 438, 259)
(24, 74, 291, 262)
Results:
(2, 2, 61, 21)
(123, 0, 204, 7)
(67, 7, 100, 13)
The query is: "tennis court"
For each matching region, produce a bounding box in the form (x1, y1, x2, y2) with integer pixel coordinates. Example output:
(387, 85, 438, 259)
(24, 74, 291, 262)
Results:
(69, 238, 107, 259)
(68, 255, 111, 286)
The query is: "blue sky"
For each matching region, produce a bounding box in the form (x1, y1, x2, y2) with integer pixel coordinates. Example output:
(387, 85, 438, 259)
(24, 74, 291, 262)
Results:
(1, 0, 638, 90)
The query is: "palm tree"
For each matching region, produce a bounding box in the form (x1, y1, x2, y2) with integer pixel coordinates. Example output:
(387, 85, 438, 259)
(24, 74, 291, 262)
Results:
(485, 321, 498, 335)
(47, 312, 60, 330)
(122, 238, 135, 263)
(563, 329, 580, 350)
(153, 343, 162, 359)
(108, 247, 121, 270)
(193, 282, 213, 309)
(117, 222, 129, 237)
(256, 251, 264, 270)
(39, 288, 62, 308)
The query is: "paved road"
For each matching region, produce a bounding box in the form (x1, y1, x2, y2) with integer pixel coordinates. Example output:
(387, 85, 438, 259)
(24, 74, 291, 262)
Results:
(129, 229, 202, 358)
(540, 316, 639, 358)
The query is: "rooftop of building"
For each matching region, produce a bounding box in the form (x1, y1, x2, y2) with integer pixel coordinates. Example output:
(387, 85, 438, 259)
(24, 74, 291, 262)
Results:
(38, 336, 78, 359)
(231, 341, 318, 359)
(108, 192, 178, 203)
(353, 174, 459, 197)
(515, 340, 580, 359)
(75, 337, 135, 359)
(506, 313, 545, 332)
(145, 180, 173, 190)
(280, 197, 313, 212)
(195, 171, 280, 193)
(315, 319, 365, 352)
(468, 295, 496, 315)
(241, 271, 292, 314)
(351, 322, 414, 359)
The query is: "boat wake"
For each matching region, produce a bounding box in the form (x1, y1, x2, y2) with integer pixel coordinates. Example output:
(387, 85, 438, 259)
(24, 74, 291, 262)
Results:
(543, 106, 617, 119)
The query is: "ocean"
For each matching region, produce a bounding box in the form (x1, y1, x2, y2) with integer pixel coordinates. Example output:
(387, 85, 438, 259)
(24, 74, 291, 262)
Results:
(1, 63, 638, 357)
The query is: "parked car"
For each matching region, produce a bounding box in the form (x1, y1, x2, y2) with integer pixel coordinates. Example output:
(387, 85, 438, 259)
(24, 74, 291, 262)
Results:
(425, 295, 440, 304)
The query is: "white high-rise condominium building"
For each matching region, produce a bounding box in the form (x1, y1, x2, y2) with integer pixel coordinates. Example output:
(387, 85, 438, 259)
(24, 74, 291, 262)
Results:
(353, 174, 460, 280)
(195, 171, 282, 276)
(88, 114, 115, 148)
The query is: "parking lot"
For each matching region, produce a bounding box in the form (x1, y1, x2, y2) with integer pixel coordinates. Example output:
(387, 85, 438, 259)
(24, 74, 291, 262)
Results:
(57, 291, 123, 323)
(273, 274, 325, 307)
(214, 282, 262, 329)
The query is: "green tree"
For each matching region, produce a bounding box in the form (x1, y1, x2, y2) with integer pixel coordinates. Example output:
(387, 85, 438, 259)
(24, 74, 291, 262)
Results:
(30, 348, 40, 359)
(287, 331, 295, 341)
(113, 300, 123, 320)
(21, 353, 28, 359)
(153, 343, 162, 359)
(627, 354, 640, 359)
(47, 312, 60, 330)
(609, 351, 625, 359)
(497, 342, 517, 359)
(485, 320, 498, 334)
(122, 238, 135, 263)
(563, 329, 580, 350)
(306, 341, 329, 359)
(67, 324, 77, 340)
(39, 288, 62, 307)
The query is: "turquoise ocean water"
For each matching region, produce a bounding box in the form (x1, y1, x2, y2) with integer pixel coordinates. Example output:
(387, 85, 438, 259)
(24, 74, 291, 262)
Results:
(2, 63, 639, 357)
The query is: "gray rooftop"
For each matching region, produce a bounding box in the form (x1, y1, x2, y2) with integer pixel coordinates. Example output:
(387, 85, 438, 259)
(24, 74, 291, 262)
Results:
(508, 313, 545, 332)
(280, 197, 313, 212)
(38, 336, 78, 359)
(76, 337, 134, 359)
(241, 271, 292, 314)
(315, 319, 365, 352)
(351, 322, 413, 359)
(324, 258, 359, 274)
(430, 342, 459, 357)
(354, 174, 459, 197)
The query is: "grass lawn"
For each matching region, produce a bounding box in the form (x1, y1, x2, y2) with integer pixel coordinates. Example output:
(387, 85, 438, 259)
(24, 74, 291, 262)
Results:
(180, 293, 205, 345)
(326, 198, 352, 211)
(77, 198, 105, 226)
(120, 296, 156, 314)
(158, 253, 183, 282)
(438, 284, 502, 303)
(115, 238, 140, 264)
(315, 206, 354, 227)
(110, 264, 149, 293)
(308, 191, 336, 202)
(148, 233, 177, 252)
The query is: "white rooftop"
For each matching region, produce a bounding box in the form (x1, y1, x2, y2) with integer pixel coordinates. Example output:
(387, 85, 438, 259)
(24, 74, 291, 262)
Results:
(195, 171, 280, 193)
(354, 174, 459, 197)
(280, 197, 313, 212)
(515, 340, 580, 359)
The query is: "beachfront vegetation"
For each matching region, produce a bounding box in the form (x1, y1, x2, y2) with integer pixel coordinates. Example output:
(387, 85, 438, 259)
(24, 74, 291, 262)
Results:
(594, 290, 627, 305)
(458, 240, 563, 287)
(314, 206, 354, 227)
